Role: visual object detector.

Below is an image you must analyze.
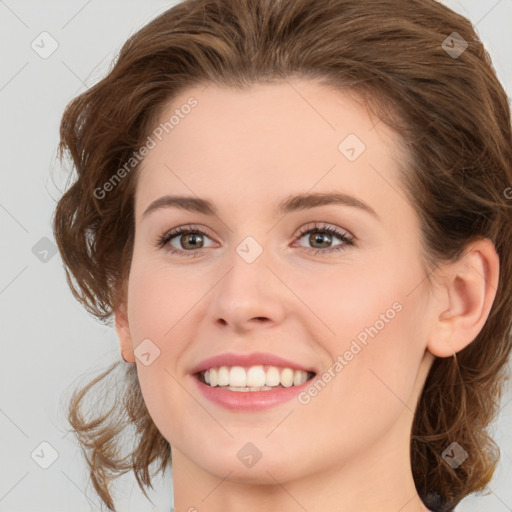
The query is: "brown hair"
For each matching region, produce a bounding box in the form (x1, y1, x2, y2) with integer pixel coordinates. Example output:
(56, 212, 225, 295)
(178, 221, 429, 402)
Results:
(53, 0, 512, 510)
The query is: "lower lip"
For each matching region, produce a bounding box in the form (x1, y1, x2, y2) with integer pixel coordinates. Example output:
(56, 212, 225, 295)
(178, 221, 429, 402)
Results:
(191, 374, 313, 411)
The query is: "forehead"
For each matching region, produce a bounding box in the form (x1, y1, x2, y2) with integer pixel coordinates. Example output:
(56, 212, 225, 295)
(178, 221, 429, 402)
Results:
(134, 79, 407, 218)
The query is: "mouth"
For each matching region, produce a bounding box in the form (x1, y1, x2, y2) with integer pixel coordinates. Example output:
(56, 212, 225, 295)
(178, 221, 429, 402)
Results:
(194, 365, 317, 392)
(189, 352, 318, 410)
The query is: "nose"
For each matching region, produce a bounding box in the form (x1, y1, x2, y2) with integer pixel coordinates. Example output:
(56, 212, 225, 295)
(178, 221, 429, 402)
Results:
(207, 242, 288, 334)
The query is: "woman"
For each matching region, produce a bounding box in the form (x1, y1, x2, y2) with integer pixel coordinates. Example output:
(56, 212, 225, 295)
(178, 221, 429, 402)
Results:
(53, 0, 512, 511)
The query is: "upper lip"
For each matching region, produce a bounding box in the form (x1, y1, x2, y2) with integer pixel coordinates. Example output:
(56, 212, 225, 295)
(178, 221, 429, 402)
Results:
(190, 352, 317, 375)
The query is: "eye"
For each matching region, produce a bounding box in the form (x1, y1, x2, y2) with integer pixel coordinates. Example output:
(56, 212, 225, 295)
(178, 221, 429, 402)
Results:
(292, 222, 354, 255)
(156, 224, 215, 258)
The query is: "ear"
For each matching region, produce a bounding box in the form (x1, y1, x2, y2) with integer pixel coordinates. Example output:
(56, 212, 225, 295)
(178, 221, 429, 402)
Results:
(426, 238, 499, 358)
(114, 301, 136, 363)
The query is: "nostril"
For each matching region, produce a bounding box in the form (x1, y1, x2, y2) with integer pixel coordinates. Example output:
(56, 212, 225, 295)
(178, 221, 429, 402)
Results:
(252, 317, 269, 323)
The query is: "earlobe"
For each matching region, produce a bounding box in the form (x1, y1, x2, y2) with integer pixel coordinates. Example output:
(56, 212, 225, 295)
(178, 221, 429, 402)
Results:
(426, 238, 499, 358)
(114, 303, 136, 363)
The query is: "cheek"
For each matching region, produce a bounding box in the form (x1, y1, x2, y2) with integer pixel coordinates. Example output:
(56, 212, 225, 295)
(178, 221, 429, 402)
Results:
(307, 255, 427, 407)
(125, 260, 196, 439)
(126, 257, 201, 342)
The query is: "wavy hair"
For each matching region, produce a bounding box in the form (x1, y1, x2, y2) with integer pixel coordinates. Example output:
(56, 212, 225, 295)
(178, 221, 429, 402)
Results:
(53, 0, 512, 510)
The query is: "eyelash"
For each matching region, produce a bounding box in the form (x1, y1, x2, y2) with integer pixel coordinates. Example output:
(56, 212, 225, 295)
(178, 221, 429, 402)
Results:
(156, 222, 355, 258)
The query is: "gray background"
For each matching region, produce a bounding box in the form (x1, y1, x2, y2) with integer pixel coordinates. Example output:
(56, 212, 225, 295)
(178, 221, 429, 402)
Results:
(1, 1, 511, 511)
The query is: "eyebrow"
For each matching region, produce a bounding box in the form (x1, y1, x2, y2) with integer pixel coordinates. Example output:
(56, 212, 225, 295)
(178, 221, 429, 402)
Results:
(142, 192, 378, 219)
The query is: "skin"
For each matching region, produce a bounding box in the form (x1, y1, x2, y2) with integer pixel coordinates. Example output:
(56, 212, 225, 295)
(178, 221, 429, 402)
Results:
(115, 79, 499, 512)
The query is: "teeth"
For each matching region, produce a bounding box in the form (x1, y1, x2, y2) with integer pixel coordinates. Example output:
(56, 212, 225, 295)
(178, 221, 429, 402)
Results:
(281, 368, 294, 388)
(247, 366, 266, 387)
(199, 365, 312, 390)
(293, 370, 305, 386)
(218, 366, 229, 386)
(229, 366, 247, 387)
(265, 366, 280, 387)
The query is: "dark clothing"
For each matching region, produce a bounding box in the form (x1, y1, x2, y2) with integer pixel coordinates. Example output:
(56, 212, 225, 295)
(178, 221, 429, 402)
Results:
(423, 492, 455, 512)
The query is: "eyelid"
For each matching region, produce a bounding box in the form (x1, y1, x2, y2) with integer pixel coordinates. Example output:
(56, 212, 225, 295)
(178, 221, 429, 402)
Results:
(295, 221, 354, 241)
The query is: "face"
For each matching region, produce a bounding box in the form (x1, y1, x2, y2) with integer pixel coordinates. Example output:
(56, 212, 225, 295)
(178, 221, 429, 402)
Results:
(119, 79, 435, 484)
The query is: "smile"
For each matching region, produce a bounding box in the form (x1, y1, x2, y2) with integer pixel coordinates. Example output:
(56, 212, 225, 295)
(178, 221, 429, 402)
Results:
(190, 352, 318, 410)
(196, 365, 315, 391)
